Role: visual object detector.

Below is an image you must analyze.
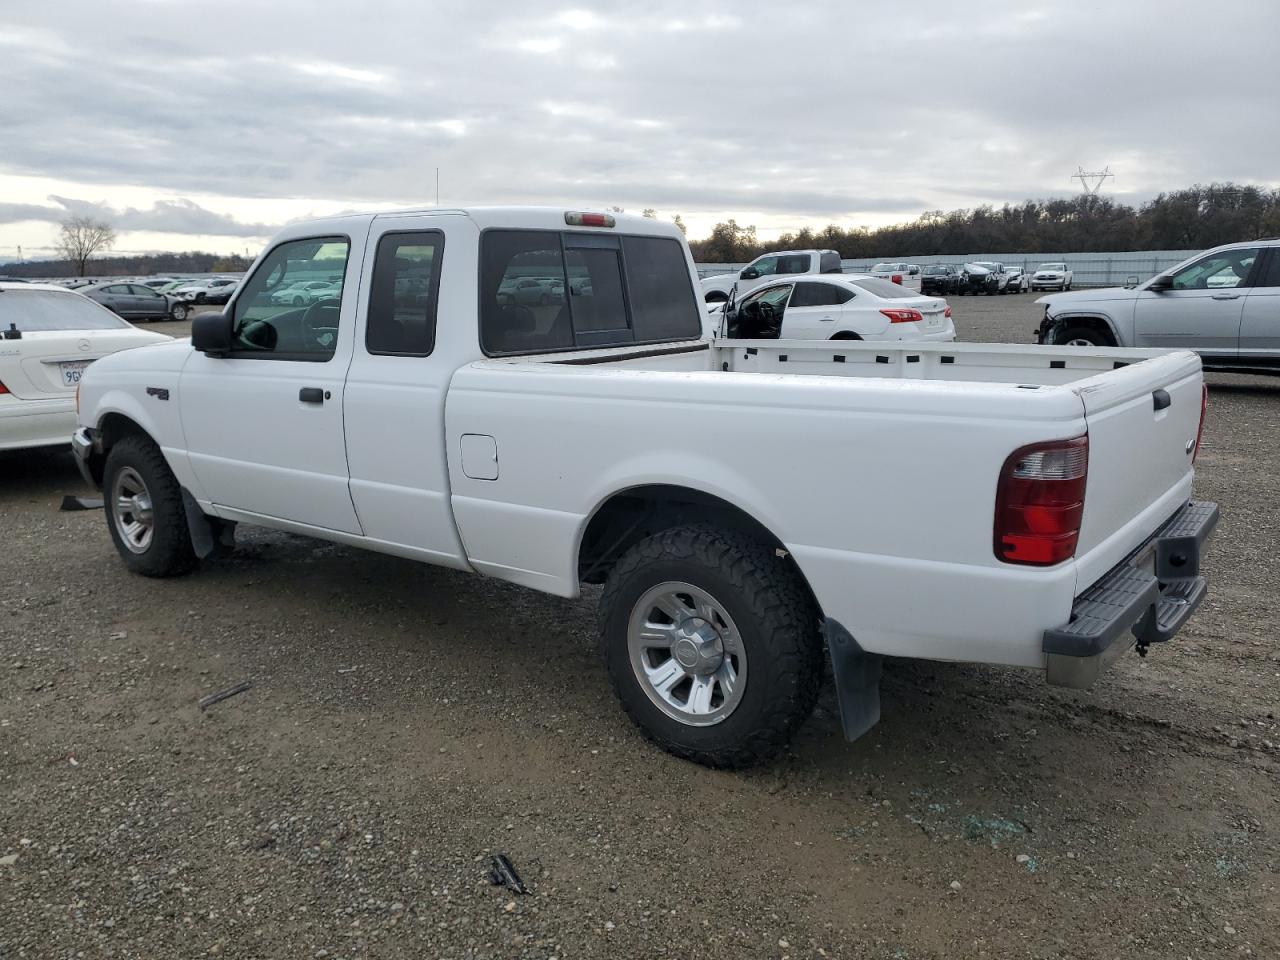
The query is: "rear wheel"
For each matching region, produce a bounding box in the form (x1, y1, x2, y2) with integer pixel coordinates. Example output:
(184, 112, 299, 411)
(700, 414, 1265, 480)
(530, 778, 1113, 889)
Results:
(103, 435, 197, 577)
(599, 524, 822, 768)
(170, 302, 189, 321)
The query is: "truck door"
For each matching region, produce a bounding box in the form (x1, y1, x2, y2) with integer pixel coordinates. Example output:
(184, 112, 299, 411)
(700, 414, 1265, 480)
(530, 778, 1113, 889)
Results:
(179, 233, 364, 534)
(341, 215, 471, 567)
(1239, 249, 1280, 360)
(1133, 246, 1259, 358)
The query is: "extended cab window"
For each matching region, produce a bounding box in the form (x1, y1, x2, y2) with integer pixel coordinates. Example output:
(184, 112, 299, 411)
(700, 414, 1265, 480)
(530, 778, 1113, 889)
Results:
(776, 254, 811, 275)
(232, 237, 350, 360)
(480, 230, 701, 355)
(366, 231, 443, 356)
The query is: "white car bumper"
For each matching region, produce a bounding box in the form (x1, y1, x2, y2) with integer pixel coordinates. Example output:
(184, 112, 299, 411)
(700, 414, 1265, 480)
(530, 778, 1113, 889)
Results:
(0, 396, 77, 451)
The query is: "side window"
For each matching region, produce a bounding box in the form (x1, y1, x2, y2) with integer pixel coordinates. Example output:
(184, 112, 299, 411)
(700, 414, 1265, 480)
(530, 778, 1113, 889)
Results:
(1256, 250, 1280, 288)
(232, 236, 350, 360)
(1170, 248, 1259, 290)
(777, 255, 810, 275)
(791, 282, 835, 307)
(366, 231, 443, 356)
(833, 285, 855, 304)
(749, 256, 779, 277)
(129, 284, 158, 297)
(819, 251, 843, 274)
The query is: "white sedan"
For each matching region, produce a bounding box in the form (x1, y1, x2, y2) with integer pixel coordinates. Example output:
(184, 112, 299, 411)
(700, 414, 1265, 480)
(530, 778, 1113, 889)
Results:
(712, 274, 955, 343)
(0, 283, 170, 452)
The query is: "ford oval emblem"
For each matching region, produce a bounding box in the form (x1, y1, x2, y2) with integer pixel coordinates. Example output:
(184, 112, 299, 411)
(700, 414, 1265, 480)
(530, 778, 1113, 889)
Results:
(77, 338, 91, 352)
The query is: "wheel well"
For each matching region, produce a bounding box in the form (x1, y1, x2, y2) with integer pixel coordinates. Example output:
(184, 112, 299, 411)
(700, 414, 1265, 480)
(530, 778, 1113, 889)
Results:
(84, 413, 150, 485)
(577, 484, 820, 610)
(829, 331, 862, 341)
(1054, 315, 1117, 346)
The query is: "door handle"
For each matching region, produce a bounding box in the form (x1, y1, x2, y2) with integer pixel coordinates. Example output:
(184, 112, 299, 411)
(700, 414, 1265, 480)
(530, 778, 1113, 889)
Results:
(820, 316, 835, 322)
(299, 387, 325, 404)
(1211, 292, 1242, 300)
(1152, 388, 1171, 411)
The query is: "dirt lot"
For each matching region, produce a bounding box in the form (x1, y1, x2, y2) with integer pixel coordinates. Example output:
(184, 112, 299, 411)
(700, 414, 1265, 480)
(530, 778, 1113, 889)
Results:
(2, 294, 1277, 959)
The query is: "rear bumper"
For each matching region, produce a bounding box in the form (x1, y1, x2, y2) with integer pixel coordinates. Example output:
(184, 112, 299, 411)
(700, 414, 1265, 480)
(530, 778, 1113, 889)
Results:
(1044, 499, 1219, 688)
(0, 397, 77, 451)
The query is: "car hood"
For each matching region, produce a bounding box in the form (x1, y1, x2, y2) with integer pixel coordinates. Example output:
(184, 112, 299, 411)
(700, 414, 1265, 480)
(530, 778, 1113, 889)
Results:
(84, 335, 193, 378)
(1035, 286, 1139, 308)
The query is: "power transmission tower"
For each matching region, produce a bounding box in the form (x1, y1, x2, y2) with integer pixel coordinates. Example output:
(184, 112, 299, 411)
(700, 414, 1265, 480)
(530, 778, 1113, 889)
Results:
(1072, 166, 1114, 195)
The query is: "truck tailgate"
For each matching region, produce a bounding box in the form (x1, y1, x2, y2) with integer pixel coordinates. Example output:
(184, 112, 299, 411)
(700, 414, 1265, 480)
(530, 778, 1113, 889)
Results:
(1074, 351, 1204, 581)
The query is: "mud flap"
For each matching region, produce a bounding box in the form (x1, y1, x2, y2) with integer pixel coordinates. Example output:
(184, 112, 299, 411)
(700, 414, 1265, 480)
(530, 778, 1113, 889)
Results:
(181, 488, 235, 559)
(823, 619, 883, 741)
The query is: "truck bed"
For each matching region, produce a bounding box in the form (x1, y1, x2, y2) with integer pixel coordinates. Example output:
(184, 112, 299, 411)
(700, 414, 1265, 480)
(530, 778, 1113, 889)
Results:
(448, 337, 1204, 671)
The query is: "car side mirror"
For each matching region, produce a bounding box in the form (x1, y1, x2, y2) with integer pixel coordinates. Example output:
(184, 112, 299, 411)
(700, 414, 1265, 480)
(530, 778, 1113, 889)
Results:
(1146, 274, 1173, 293)
(191, 310, 233, 356)
(740, 267, 760, 280)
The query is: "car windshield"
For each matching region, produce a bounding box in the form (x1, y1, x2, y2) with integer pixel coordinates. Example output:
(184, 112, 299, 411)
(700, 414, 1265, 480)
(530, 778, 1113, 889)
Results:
(972, 262, 998, 270)
(1039, 263, 1066, 271)
(851, 277, 918, 299)
(923, 266, 949, 275)
(0, 289, 129, 331)
(870, 263, 899, 273)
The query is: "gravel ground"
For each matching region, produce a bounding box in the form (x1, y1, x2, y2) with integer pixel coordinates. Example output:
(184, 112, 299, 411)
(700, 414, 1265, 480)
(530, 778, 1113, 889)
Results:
(2, 295, 1278, 959)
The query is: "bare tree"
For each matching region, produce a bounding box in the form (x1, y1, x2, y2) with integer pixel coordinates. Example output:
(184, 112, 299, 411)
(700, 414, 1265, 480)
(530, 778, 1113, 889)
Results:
(672, 213, 687, 236)
(642, 208, 657, 219)
(56, 216, 116, 276)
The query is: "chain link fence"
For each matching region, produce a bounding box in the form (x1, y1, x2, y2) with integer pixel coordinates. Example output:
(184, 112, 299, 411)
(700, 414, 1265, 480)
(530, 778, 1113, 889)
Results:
(696, 250, 1201, 287)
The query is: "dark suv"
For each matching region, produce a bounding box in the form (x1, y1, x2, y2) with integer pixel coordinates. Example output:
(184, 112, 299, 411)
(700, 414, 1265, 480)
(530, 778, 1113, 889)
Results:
(960, 261, 1010, 295)
(920, 264, 962, 295)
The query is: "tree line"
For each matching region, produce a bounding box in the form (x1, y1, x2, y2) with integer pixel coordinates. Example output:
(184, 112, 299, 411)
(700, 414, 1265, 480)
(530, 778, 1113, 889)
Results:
(686, 183, 1280, 263)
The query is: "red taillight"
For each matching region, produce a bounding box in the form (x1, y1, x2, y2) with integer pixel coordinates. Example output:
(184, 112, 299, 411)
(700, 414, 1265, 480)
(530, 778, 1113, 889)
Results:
(994, 436, 1089, 566)
(944, 305, 952, 318)
(891, 273, 903, 285)
(1193, 384, 1208, 463)
(880, 308, 924, 324)
(0, 379, 8, 395)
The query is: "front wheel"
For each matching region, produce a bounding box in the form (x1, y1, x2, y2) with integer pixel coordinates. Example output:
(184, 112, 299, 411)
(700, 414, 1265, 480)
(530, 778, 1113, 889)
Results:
(103, 435, 197, 577)
(1056, 324, 1112, 347)
(170, 302, 189, 321)
(599, 525, 822, 768)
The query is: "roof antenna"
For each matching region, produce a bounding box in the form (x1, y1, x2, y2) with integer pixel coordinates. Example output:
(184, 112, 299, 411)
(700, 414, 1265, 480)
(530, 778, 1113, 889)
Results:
(3, 322, 21, 340)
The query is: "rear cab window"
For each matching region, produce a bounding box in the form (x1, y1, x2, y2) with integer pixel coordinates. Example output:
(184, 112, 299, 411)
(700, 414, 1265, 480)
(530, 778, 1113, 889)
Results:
(479, 230, 700, 355)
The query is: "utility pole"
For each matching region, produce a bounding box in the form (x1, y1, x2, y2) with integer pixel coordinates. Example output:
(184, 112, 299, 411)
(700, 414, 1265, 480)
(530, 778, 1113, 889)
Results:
(435, 167, 440, 206)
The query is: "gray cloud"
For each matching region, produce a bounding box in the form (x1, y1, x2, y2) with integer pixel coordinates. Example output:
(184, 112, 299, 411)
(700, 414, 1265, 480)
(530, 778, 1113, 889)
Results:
(2, 0, 1279, 241)
(0, 195, 279, 237)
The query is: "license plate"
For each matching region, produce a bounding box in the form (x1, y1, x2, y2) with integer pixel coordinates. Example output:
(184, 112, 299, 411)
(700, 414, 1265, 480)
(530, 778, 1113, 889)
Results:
(925, 314, 942, 328)
(59, 361, 91, 386)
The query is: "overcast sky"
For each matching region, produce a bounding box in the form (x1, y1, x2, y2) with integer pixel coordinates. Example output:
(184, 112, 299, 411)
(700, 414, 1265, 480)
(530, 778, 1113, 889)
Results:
(2, 0, 1278, 259)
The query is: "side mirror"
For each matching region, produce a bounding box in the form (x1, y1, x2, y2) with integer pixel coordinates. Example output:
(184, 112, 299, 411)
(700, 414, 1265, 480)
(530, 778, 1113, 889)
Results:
(191, 310, 233, 356)
(740, 267, 760, 280)
(1146, 274, 1173, 293)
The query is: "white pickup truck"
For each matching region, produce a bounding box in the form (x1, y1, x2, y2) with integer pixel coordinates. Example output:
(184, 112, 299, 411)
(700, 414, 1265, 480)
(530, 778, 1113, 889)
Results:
(72, 206, 1219, 768)
(699, 248, 843, 303)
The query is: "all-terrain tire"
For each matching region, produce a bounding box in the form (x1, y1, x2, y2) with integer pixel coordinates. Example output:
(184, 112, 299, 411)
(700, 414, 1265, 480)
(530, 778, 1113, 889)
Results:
(599, 524, 822, 768)
(103, 434, 198, 578)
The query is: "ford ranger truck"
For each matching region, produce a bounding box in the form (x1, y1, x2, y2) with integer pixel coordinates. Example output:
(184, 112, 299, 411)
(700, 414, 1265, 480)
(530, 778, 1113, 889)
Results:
(71, 207, 1219, 768)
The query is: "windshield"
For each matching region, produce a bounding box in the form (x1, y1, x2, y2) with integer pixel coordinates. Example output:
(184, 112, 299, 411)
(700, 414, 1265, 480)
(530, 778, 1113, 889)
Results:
(0, 289, 129, 331)
(851, 277, 918, 299)
(923, 266, 949, 275)
(870, 263, 901, 273)
(972, 262, 998, 270)
(1039, 263, 1066, 271)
